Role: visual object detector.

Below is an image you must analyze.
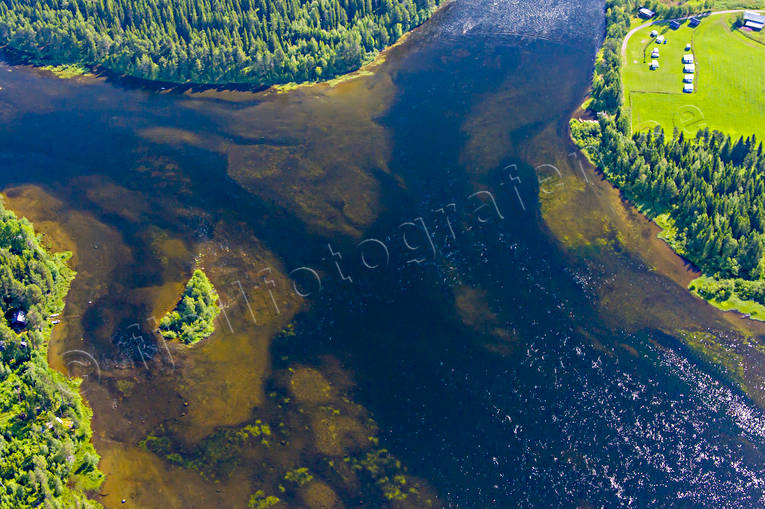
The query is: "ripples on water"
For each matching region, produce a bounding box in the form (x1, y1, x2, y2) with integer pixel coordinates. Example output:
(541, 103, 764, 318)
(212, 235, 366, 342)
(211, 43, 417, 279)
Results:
(381, 2, 765, 506)
(433, 0, 603, 46)
(429, 308, 765, 506)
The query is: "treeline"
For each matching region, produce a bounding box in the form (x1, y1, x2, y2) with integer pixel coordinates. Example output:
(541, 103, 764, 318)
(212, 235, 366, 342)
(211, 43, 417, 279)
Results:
(0, 201, 102, 508)
(589, 0, 632, 114)
(0, 0, 442, 85)
(640, 0, 716, 19)
(579, 0, 765, 313)
(573, 117, 765, 295)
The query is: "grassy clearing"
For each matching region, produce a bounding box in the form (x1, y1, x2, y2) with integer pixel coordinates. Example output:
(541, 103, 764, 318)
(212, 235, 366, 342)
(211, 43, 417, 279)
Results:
(623, 12, 765, 140)
(39, 63, 92, 79)
(654, 212, 688, 256)
(689, 276, 765, 320)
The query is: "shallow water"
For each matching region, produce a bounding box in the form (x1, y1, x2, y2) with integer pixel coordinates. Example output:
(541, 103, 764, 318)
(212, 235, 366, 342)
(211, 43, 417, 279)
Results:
(2, 0, 765, 507)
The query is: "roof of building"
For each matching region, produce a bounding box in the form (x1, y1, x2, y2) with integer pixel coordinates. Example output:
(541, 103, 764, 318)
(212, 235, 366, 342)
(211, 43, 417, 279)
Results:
(683, 64, 695, 72)
(744, 20, 764, 30)
(639, 7, 655, 17)
(656, 35, 666, 42)
(744, 11, 765, 24)
(684, 84, 694, 92)
(683, 54, 694, 63)
(689, 17, 701, 26)
(683, 75, 694, 82)
(12, 310, 25, 322)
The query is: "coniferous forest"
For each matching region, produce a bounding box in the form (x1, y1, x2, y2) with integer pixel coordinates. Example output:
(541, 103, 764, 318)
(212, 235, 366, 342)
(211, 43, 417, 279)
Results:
(0, 0, 442, 85)
(573, 120, 765, 295)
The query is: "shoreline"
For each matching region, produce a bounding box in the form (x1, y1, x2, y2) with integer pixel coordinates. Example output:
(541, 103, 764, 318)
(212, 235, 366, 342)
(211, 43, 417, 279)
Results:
(569, 123, 765, 324)
(0, 1, 452, 96)
(571, 4, 765, 325)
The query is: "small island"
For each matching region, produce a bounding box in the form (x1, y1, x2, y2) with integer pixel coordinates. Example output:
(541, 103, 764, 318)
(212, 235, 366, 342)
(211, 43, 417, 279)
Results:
(159, 269, 221, 345)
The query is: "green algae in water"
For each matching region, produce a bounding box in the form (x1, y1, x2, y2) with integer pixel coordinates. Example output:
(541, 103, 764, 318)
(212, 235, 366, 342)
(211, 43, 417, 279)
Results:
(677, 330, 746, 386)
(283, 467, 313, 486)
(248, 490, 280, 508)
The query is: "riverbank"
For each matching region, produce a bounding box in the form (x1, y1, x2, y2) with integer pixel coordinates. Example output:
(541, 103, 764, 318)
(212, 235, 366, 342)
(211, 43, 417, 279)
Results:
(571, 1, 765, 324)
(0, 199, 103, 507)
(0, 0, 451, 92)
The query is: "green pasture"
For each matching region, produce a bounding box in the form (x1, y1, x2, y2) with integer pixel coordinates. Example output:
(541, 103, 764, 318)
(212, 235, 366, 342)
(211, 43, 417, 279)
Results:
(623, 13, 765, 141)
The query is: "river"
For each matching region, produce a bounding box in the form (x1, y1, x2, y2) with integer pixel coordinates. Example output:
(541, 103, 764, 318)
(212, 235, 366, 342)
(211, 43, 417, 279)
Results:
(1, 0, 765, 507)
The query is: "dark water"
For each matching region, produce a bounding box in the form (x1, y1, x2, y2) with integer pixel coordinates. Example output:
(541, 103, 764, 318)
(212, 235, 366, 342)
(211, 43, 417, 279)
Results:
(2, 0, 765, 507)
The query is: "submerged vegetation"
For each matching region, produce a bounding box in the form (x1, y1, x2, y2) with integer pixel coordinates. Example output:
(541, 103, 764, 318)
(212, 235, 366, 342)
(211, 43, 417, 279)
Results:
(0, 0, 443, 85)
(573, 0, 765, 318)
(0, 200, 102, 508)
(140, 363, 437, 507)
(158, 269, 220, 345)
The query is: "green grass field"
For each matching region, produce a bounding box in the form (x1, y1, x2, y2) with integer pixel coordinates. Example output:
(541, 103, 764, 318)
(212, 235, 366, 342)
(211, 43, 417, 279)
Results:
(623, 13, 765, 141)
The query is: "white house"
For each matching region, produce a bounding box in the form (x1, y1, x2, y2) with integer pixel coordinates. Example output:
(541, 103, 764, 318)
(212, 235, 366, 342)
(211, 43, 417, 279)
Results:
(639, 7, 655, 19)
(683, 63, 695, 73)
(682, 54, 694, 64)
(685, 43, 692, 50)
(683, 74, 694, 83)
(743, 12, 765, 30)
(651, 47, 660, 58)
(650, 60, 660, 69)
(656, 35, 666, 44)
(683, 83, 694, 93)
(650, 29, 659, 37)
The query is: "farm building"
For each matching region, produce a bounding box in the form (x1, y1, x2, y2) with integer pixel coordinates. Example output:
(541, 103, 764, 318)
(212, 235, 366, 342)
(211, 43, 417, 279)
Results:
(9, 310, 26, 331)
(743, 12, 765, 30)
(683, 74, 694, 83)
(656, 35, 666, 44)
(670, 20, 681, 29)
(639, 7, 655, 19)
(683, 64, 695, 73)
(651, 48, 660, 58)
(650, 29, 659, 37)
(683, 83, 694, 93)
(650, 60, 659, 69)
(682, 54, 694, 64)
(689, 17, 701, 27)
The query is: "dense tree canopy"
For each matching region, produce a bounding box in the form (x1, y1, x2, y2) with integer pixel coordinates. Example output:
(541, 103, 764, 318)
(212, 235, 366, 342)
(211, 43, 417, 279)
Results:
(0, 0, 442, 85)
(159, 269, 220, 345)
(577, 119, 765, 281)
(578, 0, 765, 311)
(0, 201, 102, 508)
